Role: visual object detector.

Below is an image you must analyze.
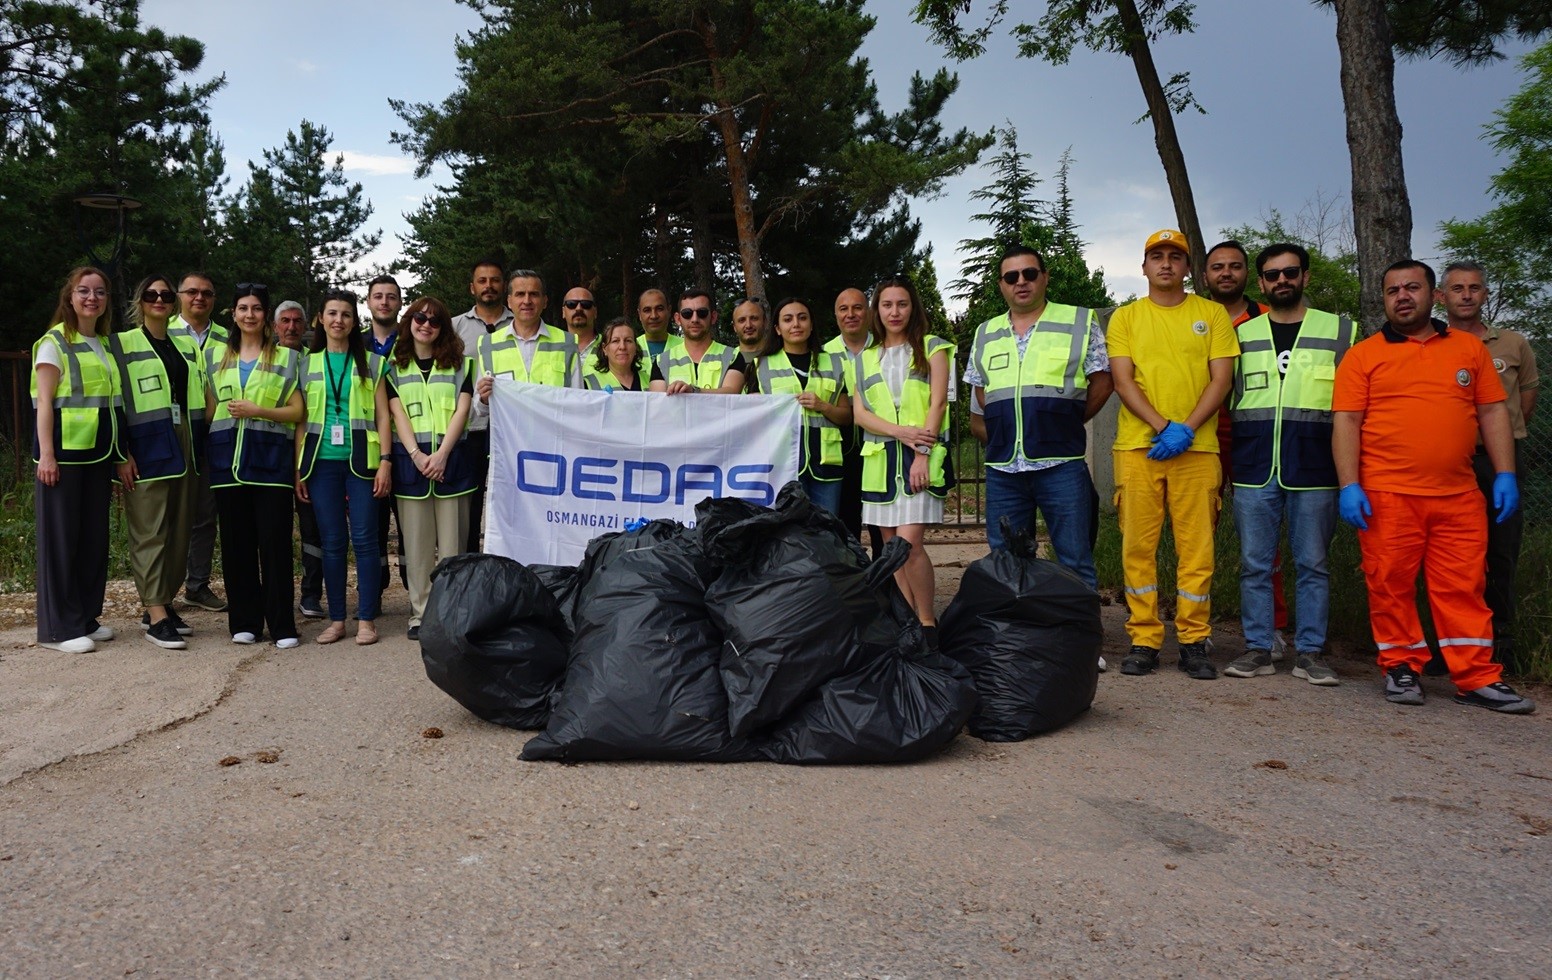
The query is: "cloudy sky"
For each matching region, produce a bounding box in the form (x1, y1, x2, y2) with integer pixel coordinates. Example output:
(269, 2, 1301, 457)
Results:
(141, 0, 1536, 309)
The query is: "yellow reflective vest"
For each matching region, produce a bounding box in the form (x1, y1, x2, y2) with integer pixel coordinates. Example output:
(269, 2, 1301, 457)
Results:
(757, 349, 846, 480)
(109, 327, 204, 481)
(386, 357, 477, 499)
(205, 345, 302, 489)
(858, 336, 955, 502)
(297, 350, 386, 481)
(969, 305, 1094, 465)
(30, 325, 121, 465)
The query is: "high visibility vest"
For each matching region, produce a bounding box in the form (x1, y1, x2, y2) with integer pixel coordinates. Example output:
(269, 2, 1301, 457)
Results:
(204, 346, 302, 489)
(1229, 309, 1359, 489)
(642, 333, 685, 360)
(757, 349, 846, 480)
(656, 341, 738, 389)
(297, 350, 386, 481)
(583, 362, 651, 391)
(477, 323, 577, 387)
(30, 325, 120, 465)
(857, 336, 956, 503)
(108, 327, 205, 481)
(970, 305, 1094, 466)
(386, 357, 477, 499)
(169, 315, 229, 354)
(823, 334, 874, 452)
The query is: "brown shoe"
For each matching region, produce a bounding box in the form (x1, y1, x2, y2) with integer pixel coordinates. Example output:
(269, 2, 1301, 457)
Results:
(316, 621, 346, 644)
(355, 622, 379, 646)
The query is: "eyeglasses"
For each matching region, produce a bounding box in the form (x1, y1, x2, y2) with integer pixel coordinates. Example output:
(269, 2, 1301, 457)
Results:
(180, 288, 215, 299)
(1261, 266, 1303, 282)
(679, 307, 712, 320)
(410, 311, 443, 327)
(563, 299, 595, 310)
(73, 286, 109, 299)
(141, 289, 177, 304)
(1000, 268, 1043, 285)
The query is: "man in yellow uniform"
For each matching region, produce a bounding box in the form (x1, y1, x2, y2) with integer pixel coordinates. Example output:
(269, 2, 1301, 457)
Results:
(1109, 230, 1240, 679)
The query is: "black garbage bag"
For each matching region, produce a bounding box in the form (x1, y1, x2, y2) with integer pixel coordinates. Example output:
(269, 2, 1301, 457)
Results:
(756, 591, 977, 764)
(527, 564, 581, 634)
(521, 525, 756, 762)
(939, 520, 1102, 741)
(419, 553, 570, 730)
(701, 485, 910, 737)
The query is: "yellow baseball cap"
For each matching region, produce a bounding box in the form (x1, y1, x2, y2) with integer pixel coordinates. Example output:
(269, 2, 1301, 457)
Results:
(1144, 229, 1189, 255)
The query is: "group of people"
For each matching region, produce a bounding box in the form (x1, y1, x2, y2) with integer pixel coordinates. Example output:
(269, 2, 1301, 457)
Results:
(29, 232, 1539, 715)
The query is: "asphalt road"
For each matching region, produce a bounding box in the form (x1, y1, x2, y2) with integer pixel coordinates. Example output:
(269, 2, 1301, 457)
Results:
(2, 553, 1550, 977)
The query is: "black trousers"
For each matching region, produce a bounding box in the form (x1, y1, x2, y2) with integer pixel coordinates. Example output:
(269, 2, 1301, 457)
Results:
(1475, 444, 1524, 659)
(296, 497, 322, 607)
(464, 428, 490, 554)
(216, 484, 298, 641)
(35, 461, 112, 642)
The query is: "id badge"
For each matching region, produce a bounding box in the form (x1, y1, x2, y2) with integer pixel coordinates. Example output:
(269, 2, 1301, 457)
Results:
(170, 404, 182, 426)
(330, 424, 346, 446)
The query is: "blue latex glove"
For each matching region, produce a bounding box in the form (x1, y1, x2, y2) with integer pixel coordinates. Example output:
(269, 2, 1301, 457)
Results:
(1146, 421, 1194, 460)
(1493, 472, 1519, 524)
(1339, 483, 1371, 530)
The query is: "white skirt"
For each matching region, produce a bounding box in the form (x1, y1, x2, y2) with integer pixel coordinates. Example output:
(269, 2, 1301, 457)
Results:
(862, 480, 944, 528)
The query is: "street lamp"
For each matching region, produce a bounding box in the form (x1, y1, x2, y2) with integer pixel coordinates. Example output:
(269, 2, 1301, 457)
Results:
(72, 192, 142, 328)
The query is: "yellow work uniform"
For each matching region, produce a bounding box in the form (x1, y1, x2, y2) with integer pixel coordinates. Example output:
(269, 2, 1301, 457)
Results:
(1108, 294, 1238, 648)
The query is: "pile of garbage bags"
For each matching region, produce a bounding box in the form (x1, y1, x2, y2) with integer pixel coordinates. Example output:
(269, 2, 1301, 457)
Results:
(420, 487, 1101, 764)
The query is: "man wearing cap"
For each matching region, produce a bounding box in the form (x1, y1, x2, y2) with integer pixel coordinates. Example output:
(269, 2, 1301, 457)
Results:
(1108, 229, 1239, 679)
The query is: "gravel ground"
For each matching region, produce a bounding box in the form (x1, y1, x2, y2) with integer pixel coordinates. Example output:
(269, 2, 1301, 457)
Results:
(2, 546, 1550, 977)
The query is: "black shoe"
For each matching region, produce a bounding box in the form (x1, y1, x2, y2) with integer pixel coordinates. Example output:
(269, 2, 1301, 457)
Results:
(141, 610, 193, 636)
(1177, 641, 1217, 680)
(143, 617, 188, 650)
(407, 624, 420, 642)
(1384, 664, 1425, 705)
(1454, 681, 1535, 714)
(1120, 646, 1159, 675)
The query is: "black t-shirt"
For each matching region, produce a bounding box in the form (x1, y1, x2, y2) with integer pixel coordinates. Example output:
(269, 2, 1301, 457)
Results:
(145, 328, 189, 412)
(1270, 319, 1302, 376)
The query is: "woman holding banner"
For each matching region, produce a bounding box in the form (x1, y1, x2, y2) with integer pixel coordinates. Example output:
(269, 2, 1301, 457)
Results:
(386, 297, 474, 641)
(758, 297, 851, 514)
(584, 318, 650, 392)
(851, 275, 954, 649)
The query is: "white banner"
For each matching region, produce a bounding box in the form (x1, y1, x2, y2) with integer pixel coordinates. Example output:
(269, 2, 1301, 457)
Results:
(485, 380, 802, 565)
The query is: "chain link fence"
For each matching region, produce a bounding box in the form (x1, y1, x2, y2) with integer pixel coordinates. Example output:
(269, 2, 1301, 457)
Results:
(1516, 337, 1552, 521)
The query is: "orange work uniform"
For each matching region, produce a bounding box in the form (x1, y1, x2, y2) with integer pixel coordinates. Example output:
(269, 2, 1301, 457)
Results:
(1333, 322, 1507, 692)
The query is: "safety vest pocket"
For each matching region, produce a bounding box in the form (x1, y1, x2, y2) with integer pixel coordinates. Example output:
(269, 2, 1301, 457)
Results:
(58, 407, 98, 451)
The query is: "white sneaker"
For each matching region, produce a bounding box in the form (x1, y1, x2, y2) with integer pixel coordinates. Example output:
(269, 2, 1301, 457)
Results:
(40, 636, 96, 654)
(275, 637, 299, 650)
(1097, 655, 1108, 673)
(232, 631, 258, 645)
(88, 624, 115, 642)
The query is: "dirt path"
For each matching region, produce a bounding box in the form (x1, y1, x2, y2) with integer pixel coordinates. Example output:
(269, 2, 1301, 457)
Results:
(2, 551, 1550, 976)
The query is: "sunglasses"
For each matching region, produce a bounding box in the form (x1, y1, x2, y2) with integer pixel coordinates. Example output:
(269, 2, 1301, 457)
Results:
(141, 289, 177, 304)
(235, 281, 267, 291)
(563, 299, 595, 310)
(410, 311, 443, 327)
(179, 288, 215, 299)
(1261, 266, 1302, 282)
(1001, 268, 1043, 285)
(679, 307, 712, 320)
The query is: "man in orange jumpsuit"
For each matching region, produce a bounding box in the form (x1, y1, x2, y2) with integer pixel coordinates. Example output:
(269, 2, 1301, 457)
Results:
(1332, 259, 1533, 713)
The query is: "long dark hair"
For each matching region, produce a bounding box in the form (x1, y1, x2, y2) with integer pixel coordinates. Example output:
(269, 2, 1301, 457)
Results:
(869, 275, 931, 374)
(309, 288, 370, 380)
(773, 296, 819, 355)
(394, 297, 464, 370)
(220, 282, 274, 369)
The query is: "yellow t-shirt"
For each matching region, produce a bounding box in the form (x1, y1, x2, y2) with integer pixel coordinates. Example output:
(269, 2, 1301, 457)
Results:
(1107, 293, 1239, 452)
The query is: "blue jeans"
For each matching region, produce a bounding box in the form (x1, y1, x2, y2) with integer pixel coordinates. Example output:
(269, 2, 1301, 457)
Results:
(306, 459, 381, 622)
(1232, 482, 1337, 654)
(801, 474, 843, 517)
(985, 460, 1097, 589)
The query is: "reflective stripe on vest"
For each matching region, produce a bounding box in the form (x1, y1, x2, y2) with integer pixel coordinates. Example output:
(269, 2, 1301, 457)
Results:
(30, 325, 119, 464)
(298, 350, 384, 481)
(386, 357, 476, 499)
(108, 328, 205, 481)
(1228, 309, 1356, 489)
(205, 345, 301, 488)
(657, 342, 737, 389)
(758, 350, 846, 479)
(477, 323, 576, 387)
(971, 305, 1092, 465)
(858, 336, 955, 503)
(584, 363, 651, 391)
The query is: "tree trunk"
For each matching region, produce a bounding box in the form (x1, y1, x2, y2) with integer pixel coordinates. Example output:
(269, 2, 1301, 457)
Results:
(1334, 0, 1411, 333)
(691, 193, 714, 295)
(697, 11, 766, 299)
(1114, 0, 1207, 291)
